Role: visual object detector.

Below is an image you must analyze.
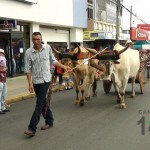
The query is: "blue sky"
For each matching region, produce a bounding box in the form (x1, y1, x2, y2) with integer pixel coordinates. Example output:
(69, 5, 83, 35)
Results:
(122, 0, 150, 30)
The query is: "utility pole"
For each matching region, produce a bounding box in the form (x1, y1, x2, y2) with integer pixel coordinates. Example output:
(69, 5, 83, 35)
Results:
(116, 0, 120, 43)
(130, 6, 132, 28)
(130, 5, 132, 40)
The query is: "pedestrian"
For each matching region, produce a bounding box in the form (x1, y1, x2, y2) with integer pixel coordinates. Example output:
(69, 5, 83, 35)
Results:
(56, 59, 64, 91)
(125, 39, 134, 48)
(24, 32, 71, 136)
(0, 49, 10, 114)
(147, 60, 150, 80)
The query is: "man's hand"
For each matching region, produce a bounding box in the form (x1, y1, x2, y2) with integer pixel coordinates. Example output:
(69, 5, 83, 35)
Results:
(63, 65, 72, 73)
(28, 83, 34, 93)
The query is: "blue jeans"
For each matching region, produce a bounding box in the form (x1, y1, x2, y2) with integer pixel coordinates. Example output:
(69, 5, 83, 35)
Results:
(28, 82, 53, 133)
(0, 82, 7, 111)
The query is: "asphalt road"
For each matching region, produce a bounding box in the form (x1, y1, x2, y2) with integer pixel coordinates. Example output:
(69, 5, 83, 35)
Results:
(1, 80, 150, 150)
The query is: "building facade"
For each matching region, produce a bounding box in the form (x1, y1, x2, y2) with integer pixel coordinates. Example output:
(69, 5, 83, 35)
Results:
(84, 0, 129, 50)
(0, 0, 87, 77)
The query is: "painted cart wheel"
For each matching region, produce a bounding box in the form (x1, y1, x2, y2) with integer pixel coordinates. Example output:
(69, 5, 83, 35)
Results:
(103, 80, 112, 94)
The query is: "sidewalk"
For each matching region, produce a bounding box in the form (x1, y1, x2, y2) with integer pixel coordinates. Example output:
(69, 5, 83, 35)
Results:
(6, 76, 59, 105)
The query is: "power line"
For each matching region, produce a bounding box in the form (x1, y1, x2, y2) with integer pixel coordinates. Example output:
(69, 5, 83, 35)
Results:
(120, 3, 147, 24)
(110, 0, 147, 24)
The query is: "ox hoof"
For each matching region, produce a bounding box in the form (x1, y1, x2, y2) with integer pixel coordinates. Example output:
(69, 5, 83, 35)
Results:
(85, 97, 90, 101)
(130, 95, 135, 98)
(92, 93, 97, 97)
(120, 104, 126, 109)
(75, 101, 79, 105)
(117, 100, 121, 104)
(79, 100, 85, 106)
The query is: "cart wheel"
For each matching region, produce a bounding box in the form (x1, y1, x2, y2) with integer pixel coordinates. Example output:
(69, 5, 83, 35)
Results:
(103, 80, 112, 94)
(139, 72, 145, 94)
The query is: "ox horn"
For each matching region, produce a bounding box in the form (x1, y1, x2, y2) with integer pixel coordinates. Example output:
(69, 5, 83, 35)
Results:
(86, 48, 97, 54)
(117, 45, 129, 55)
(51, 45, 61, 54)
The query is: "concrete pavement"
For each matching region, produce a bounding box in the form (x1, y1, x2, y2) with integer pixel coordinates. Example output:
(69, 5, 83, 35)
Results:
(6, 75, 59, 105)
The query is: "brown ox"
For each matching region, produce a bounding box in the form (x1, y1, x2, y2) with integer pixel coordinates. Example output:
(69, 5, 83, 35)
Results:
(53, 46, 99, 106)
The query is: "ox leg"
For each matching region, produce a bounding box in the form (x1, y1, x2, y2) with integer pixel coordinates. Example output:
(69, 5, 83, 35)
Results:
(111, 74, 117, 93)
(120, 92, 126, 109)
(116, 92, 121, 104)
(130, 77, 136, 98)
(80, 89, 85, 106)
(85, 74, 96, 100)
(114, 82, 121, 103)
(92, 78, 97, 97)
(79, 77, 88, 106)
(119, 80, 128, 109)
(75, 88, 80, 105)
(73, 77, 80, 105)
(85, 83, 92, 100)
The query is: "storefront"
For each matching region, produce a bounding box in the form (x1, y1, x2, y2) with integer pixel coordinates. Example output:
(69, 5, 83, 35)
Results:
(0, 19, 30, 77)
(83, 31, 130, 50)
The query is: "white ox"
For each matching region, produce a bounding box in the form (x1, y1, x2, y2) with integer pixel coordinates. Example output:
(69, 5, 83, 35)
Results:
(102, 43, 140, 108)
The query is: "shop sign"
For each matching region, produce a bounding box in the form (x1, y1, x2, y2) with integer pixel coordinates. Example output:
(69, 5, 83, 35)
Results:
(130, 27, 148, 40)
(83, 32, 91, 40)
(137, 24, 150, 31)
(83, 31, 99, 40)
(0, 19, 17, 30)
(120, 33, 130, 40)
(98, 31, 114, 39)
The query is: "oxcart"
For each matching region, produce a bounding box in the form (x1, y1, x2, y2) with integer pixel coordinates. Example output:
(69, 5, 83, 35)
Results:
(102, 49, 147, 94)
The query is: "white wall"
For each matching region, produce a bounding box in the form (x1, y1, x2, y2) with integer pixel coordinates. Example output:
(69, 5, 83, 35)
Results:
(70, 28, 83, 42)
(40, 27, 69, 47)
(0, 0, 73, 27)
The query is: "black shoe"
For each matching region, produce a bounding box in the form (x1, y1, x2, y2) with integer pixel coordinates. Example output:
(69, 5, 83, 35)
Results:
(0, 111, 5, 114)
(3, 109, 10, 112)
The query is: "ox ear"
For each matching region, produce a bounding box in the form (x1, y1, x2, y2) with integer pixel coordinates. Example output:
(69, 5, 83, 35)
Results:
(71, 46, 81, 60)
(117, 45, 129, 55)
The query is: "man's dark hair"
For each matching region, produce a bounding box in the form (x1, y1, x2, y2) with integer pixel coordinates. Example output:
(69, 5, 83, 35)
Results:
(32, 32, 42, 36)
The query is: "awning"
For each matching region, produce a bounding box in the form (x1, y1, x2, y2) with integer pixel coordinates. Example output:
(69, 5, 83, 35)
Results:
(133, 40, 150, 50)
(133, 44, 150, 49)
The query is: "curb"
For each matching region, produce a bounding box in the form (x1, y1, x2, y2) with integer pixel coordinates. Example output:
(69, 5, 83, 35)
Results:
(6, 93, 35, 104)
(6, 86, 60, 105)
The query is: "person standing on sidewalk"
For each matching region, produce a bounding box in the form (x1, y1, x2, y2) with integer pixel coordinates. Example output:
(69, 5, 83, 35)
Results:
(0, 49, 10, 114)
(147, 60, 150, 80)
(24, 32, 71, 137)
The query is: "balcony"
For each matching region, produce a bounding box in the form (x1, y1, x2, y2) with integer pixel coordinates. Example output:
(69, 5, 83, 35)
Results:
(85, 19, 122, 33)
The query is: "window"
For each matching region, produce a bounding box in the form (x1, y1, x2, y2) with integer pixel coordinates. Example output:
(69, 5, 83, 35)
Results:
(88, 8, 94, 19)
